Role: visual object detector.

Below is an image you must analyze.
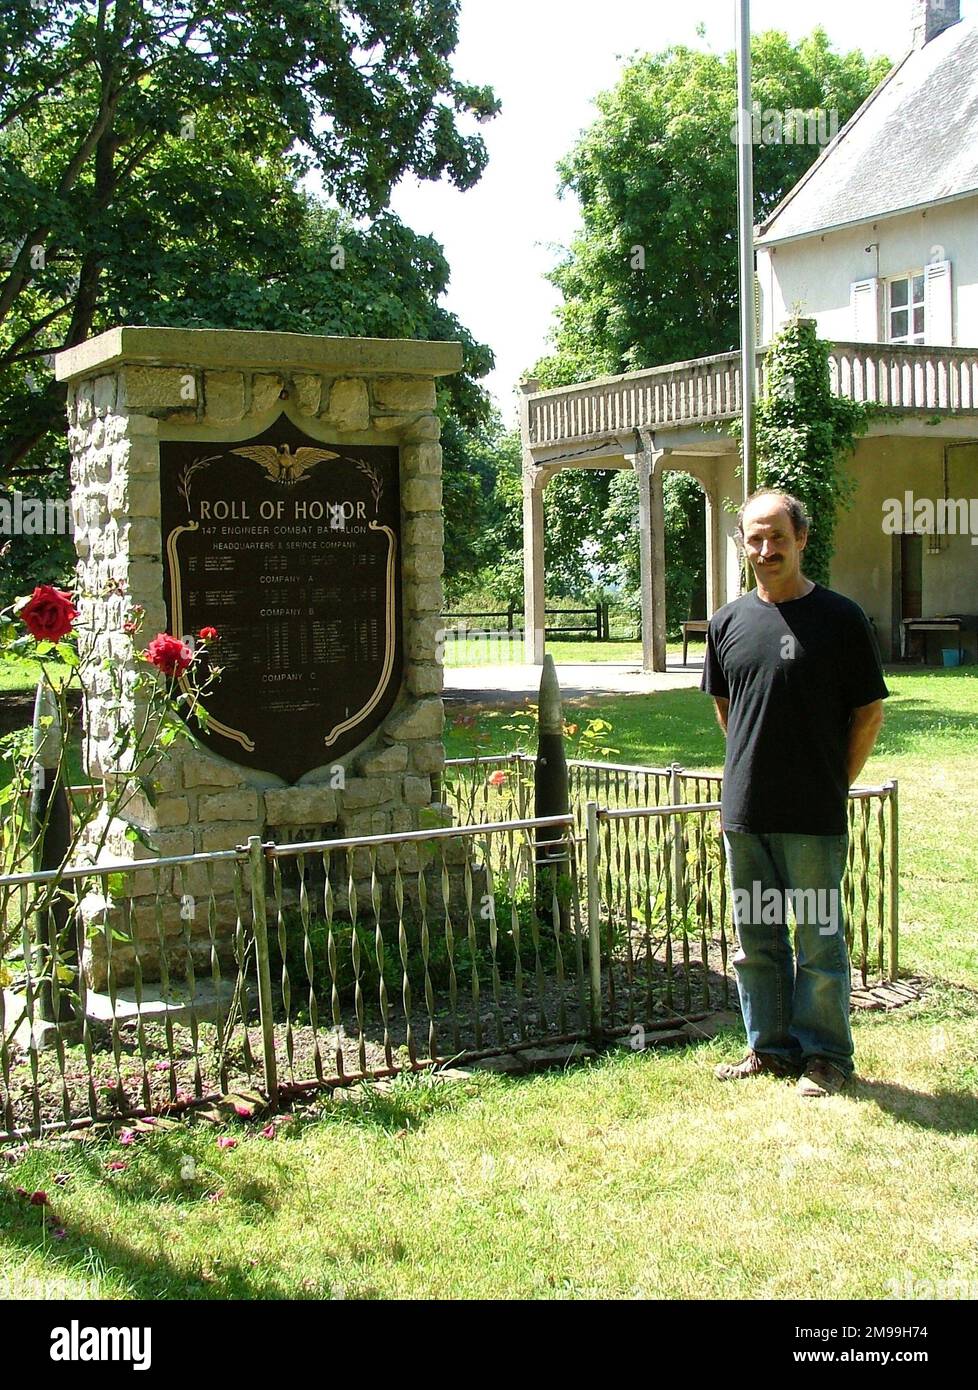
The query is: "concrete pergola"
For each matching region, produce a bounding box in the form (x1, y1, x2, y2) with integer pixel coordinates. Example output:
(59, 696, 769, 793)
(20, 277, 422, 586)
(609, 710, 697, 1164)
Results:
(518, 338, 978, 669)
(517, 354, 748, 671)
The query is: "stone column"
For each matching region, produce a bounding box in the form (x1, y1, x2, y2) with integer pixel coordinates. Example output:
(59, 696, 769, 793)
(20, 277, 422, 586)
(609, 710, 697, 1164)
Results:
(54, 326, 462, 987)
(722, 498, 745, 602)
(633, 435, 667, 673)
(522, 463, 548, 666)
(518, 379, 547, 666)
(704, 487, 722, 617)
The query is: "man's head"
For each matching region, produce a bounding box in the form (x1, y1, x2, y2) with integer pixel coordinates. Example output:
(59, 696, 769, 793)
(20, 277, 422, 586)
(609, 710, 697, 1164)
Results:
(737, 488, 810, 585)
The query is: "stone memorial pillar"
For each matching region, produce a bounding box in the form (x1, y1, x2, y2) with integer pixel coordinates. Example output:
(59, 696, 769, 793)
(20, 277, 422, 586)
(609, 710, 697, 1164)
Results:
(54, 327, 461, 987)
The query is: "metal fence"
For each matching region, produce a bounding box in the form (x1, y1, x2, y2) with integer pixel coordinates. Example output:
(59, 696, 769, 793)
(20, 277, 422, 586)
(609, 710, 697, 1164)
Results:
(1, 758, 899, 1143)
(444, 753, 899, 986)
(2, 815, 591, 1142)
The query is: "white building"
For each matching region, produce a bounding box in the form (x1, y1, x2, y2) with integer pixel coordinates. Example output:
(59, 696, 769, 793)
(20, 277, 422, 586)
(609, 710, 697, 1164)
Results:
(520, 0, 978, 664)
(756, 3, 978, 353)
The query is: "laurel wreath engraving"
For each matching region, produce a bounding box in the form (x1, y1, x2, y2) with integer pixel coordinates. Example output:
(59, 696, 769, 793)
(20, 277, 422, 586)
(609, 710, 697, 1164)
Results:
(177, 455, 220, 516)
(355, 458, 384, 514)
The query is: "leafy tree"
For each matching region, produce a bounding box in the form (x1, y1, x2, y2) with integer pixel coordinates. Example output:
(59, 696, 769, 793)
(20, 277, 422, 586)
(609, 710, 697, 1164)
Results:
(470, 423, 523, 603)
(0, 0, 499, 481)
(466, 429, 616, 607)
(439, 409, 504, 602)
(538, 29, 890, 384)
(507, 29, 889, 618)
(598, 469, 706, 637)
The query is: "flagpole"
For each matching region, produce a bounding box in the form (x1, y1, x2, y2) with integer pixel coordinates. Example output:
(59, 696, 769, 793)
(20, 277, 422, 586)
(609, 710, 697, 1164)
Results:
(733, 0, 755, 497)
(736, 0, 756, 509)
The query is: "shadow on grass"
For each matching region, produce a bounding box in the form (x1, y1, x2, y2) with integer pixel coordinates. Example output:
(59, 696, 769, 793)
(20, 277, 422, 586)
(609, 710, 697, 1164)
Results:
(0, 1071, 487, 1299)
(0, 1147, 324, 1300)
(305, 1068, 483, 1134)
(849, 1077, 978, 1134)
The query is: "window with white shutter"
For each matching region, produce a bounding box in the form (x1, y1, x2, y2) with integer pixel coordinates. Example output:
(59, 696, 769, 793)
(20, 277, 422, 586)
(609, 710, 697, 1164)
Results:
(923, 260, 953, 346)
(850, 278, 881, 342)
(886, 273, 926, 344)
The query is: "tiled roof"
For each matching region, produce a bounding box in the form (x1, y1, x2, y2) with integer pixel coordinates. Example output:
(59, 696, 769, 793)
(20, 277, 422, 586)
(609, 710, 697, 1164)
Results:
(756, 19, 978, 245)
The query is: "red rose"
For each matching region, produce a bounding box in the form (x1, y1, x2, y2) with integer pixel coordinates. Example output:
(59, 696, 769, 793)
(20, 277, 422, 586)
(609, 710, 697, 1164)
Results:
(18, 585, 78, 642)
(198, 626, 218, 641)
(143, 633, 194, 678)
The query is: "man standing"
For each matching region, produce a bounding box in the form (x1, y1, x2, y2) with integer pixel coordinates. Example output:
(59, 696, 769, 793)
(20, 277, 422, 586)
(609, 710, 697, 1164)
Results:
(702, 488, 888, 1097)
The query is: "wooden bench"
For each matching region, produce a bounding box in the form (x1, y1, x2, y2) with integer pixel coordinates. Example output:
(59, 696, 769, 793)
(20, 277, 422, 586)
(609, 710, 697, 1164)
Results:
(682, 620, 710, 666)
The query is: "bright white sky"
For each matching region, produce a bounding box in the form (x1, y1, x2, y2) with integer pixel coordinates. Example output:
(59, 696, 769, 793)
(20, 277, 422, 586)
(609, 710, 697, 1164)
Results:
(385, 0, 978, 425)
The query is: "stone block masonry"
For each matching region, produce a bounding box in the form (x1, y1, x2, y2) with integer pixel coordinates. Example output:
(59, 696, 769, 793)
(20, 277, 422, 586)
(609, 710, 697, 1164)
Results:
(55, 327, 463, 989)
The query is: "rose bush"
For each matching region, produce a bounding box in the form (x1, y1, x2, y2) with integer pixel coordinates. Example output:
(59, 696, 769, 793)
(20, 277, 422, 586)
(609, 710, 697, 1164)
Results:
(1, 582, 220, 1024)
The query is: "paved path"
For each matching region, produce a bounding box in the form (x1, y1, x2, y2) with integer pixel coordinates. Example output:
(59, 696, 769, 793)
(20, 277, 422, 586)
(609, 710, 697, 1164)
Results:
(444, 656, 705, 705)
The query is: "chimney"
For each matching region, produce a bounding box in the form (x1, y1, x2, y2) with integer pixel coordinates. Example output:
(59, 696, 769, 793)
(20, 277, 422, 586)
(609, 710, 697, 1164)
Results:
(912, 0, 961, 48)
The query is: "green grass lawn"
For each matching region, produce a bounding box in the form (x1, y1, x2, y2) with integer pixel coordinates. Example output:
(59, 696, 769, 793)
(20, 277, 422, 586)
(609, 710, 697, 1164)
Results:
(1, 993, 975, 1300)
(444, 636, 694, 664)
(0, 655, 45, 693)
(1, 667, 976, 1300)
(444, 636, 693, 666)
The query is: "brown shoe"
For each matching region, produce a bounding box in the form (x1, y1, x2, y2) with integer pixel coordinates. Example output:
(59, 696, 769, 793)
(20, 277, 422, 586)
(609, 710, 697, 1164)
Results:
(796, 1058, 848, 1097)
(714, 1049, 802, 1081)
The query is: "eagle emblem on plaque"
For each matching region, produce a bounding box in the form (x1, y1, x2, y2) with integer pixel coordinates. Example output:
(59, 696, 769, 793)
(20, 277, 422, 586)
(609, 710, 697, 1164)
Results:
(159, 421, 403, 783)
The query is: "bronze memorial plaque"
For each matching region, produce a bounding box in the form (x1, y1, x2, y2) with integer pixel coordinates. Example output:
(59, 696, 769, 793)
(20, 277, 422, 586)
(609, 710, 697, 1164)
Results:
(159, 421, 403, 783)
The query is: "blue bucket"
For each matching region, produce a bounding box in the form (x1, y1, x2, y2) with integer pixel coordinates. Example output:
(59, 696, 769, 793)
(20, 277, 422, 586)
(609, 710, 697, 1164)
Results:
(942, 648, 962, 668)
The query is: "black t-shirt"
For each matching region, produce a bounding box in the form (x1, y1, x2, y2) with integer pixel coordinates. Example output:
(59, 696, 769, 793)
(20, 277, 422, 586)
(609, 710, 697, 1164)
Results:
(701, 583, 890, 834)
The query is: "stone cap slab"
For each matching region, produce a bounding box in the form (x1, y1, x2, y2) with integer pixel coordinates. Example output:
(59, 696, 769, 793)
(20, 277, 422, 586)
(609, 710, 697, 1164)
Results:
(55, 325, 464, 383)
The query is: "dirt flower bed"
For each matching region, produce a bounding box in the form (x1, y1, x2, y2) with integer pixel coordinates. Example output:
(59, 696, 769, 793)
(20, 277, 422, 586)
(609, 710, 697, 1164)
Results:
(1, 947, 736, 1139)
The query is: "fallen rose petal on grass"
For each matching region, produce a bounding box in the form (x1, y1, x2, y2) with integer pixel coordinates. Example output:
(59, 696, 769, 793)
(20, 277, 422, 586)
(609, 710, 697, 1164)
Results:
(216, 1137, 237, 1150)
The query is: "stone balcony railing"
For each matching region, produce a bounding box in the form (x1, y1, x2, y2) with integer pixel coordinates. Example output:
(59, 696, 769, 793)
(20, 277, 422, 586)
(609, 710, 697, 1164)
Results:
(525, 343, 978, 449)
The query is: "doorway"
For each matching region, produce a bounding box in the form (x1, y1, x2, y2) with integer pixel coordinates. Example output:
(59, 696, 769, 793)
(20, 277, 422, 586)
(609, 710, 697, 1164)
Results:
(897, 532, 923, 659)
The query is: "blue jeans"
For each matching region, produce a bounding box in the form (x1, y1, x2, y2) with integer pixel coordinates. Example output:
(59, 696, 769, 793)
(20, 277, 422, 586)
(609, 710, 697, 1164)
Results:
(723, 831, 854, 1078)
